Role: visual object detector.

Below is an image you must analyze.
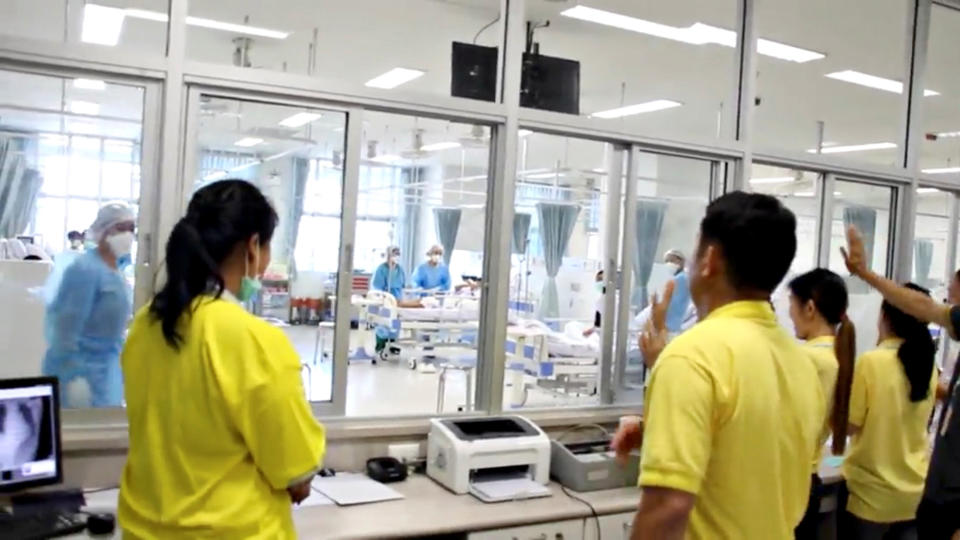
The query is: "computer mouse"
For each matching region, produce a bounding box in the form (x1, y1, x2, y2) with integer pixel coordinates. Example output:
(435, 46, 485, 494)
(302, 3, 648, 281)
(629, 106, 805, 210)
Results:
(318, 467, 336, 478)
(86, 512, 116, 535)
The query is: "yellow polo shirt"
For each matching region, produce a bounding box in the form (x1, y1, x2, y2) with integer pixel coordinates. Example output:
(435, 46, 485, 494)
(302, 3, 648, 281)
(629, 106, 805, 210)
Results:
(844, 339, 936, 523)
(805, 336, 839, 472)
(640, 301, 824, 540)
(118, 296, 326, 539)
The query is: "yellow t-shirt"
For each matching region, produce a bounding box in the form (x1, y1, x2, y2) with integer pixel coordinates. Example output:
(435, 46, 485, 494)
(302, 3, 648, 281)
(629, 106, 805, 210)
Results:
(844, 339, 937, 523)
(805, 336, 839, 472)
(640, 301, 824, 540)
(118, 296, 326, 539)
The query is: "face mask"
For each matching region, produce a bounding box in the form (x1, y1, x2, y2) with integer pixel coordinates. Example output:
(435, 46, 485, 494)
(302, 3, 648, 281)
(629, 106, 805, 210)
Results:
(70, 240, 83, 250)
(666, 261, 681, 274)
(429, 255, 441, 264)
(106, 231, 135, 258)
(238, 241, 262, 302)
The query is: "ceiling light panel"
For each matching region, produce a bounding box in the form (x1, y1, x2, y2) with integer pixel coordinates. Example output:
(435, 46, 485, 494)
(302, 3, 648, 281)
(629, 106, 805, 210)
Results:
(923, 167, 960, 174)
(421, 142, 461, 151)
(825, 70, 938, 96)
(592, 100, 682, 119)
(365, 68, 426, 89)
(749, 177, 795, 185)
(561, 5, 824, 63)
(917, 188, 941, 193)
(81, 4, 126, 46)
(111, 5, 288, 39)
(805, 142, 897, 154)
(278, 112, 323, 128)
(936, 131, 960, 138)
(73, 78, 106, 91)
(234, 137, 264, 147)
(69, 101, 101, 115)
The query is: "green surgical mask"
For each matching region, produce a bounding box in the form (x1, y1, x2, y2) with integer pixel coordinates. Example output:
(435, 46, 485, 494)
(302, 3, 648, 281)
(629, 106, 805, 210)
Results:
(237, 241, 262, 302)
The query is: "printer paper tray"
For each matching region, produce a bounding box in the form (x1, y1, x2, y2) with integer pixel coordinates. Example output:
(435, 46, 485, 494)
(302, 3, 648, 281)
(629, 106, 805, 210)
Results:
(468, 476, 552, 503)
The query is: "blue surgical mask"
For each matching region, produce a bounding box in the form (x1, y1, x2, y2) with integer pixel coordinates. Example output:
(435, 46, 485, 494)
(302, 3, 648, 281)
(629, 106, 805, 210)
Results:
(238, 241, 262, 302)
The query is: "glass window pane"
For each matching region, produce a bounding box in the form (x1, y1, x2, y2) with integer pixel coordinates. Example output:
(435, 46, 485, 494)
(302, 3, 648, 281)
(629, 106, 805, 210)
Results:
(913, 187, 953, 299)
(828, 180, 895, 355)
(921, 5, 960, 178)
(186, 0, 500, 105)
(755, 0, 907, 167)
(521, 0, 736, 142)
(0, 0, 168, 56)
(192, 97, 346, 404)
(751, 165, 821, 334)
(350, 112, 490, 416)
(0, 69, 145, 410)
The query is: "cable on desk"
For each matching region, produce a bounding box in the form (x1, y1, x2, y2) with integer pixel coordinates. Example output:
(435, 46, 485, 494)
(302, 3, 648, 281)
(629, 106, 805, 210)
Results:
(561, 484, 601, 540)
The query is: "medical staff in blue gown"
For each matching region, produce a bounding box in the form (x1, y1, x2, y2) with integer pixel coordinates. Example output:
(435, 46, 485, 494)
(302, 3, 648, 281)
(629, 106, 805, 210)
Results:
(412, 245, 451, 293)
(43, 203, 135, 408)
(372, 246, 406, 360)
(662, 249, 692, 333)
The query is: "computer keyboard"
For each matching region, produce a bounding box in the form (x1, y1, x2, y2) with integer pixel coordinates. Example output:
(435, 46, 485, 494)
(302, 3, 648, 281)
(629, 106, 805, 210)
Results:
(0, 511, 88, 539)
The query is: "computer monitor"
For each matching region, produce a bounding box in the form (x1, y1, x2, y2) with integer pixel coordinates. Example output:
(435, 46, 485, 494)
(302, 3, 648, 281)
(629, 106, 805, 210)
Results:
(0, 377, 61, 492)
(520, 52, 581, 115)
(451, 41, 498, 102)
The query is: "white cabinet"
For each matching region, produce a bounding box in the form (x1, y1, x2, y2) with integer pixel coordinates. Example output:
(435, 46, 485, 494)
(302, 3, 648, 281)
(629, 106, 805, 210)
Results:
(583, 512, 635, 540)
(468, 519, 585, 540)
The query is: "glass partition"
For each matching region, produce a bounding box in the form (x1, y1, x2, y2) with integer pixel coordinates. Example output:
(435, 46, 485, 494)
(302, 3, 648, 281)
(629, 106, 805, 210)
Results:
(755, 0, 908, 167)
(913, 187, 953, 300)
(520, 0, 737, 142)
(0, 68, 146, 408)
(2, 0, 169, 57)
(347, 112, 490, 416)
(190, 95, 347, 404)
(920, 4, 960, 180)
(827, 180, 895, 356)
(186, 0, 501, 104)
(750, 165, 821, 335)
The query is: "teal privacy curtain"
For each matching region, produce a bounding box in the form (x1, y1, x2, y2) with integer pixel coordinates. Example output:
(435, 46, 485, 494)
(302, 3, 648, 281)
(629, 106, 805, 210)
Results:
(632, 199, 668, 308)
(0, 137, 43, 238)
(433, 207, 462, 266)
(536, 202, 580, 319)
(512, 212, 531, 254)
(843, 206, 877, 294)
(914, 239, 933, 288)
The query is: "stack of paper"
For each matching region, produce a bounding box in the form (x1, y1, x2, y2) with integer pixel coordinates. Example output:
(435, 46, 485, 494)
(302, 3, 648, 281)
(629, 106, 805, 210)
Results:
(469, 477, 552, 503)
(311, 473, 404, 506)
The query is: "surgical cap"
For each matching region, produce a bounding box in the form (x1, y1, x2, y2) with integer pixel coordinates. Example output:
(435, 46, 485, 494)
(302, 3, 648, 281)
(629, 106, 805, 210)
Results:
(664, 249, 685, 262)
(387, 245, 401, 257)
(427, 244, 444, 256)
(89, 202, 135, 242)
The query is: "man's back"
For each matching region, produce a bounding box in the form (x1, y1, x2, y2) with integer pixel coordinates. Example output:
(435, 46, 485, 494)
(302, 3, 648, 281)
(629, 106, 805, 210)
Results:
(640, 300, 824, 539)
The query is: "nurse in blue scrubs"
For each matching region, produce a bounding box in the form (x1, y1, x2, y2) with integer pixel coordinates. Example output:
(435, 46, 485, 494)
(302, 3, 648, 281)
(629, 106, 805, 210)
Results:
(412, 245, 451, 294)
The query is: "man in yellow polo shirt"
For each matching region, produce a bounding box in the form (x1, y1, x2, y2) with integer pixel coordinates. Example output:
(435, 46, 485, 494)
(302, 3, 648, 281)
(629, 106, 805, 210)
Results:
(614, 191, 825, 539)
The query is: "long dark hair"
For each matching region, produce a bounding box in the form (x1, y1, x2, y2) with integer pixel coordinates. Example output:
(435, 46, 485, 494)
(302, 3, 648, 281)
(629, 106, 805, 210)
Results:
(789, 269, 856, 454)
(882, 283, 936, 402)
(150, 180, 278, 348)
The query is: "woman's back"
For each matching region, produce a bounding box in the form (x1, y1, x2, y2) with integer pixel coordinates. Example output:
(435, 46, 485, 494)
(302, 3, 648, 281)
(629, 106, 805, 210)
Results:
(844, 339, 937, 522)
(119, 296, 325, 538)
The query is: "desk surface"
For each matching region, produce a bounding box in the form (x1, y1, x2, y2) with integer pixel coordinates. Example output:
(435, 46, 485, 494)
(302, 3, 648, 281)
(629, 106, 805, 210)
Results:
(294, 475, 640, 540)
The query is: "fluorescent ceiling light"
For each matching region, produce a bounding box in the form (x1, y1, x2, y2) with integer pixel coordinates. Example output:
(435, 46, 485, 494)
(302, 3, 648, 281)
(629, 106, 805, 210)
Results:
(936, 131, 960, 138)
(203, 171, 228, 182)
(917, 187, 941, 193)
(923, 167, 960, 174)
(805, 142, 897, 154)
(561, 5, 824, 63)
(233, 137, 263, 147)
(69, 100, 101, 115)
(278, 112, 323, 128)
(795, 191, 842, 198)
(81, 4, 125, 46)
(365, 68, 425, 89)
(519, 129, 534, 137)
(526, 171, 565, 179)
(825, 70, 938, 96)
(421, 141, 461, 152)
(73, 78, 106, 91)
(750, 177, 795, 185)
(370, 154, 402, 164)
(592, 99, 682, 119)
(104, 5, 289, 39)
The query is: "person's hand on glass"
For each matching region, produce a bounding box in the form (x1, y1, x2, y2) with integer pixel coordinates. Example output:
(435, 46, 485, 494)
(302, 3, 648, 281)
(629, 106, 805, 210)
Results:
(840, 225, 868, 278)
(640, 280, 674, 369)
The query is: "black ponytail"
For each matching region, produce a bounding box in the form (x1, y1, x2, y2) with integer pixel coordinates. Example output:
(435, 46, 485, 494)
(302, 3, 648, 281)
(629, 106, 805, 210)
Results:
(789, 268, 855, 454)
(149, 180, 278, 348)
(881, 283, 936, 402)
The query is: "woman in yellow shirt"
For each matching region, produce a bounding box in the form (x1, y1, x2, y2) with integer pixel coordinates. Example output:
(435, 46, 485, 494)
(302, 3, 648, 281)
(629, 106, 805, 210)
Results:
(842, 283, 937, 539)
(788, 269, 856, 540)
(118, 180, 326, 538)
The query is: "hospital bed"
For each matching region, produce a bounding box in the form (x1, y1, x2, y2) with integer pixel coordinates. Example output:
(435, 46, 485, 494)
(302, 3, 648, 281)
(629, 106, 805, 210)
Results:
(365, 292, 480, 370)
(504, 319, 599, 407)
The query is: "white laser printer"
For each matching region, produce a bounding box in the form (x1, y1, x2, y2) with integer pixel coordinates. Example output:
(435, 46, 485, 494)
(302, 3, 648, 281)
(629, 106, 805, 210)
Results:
(427, 415, 552, 503)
